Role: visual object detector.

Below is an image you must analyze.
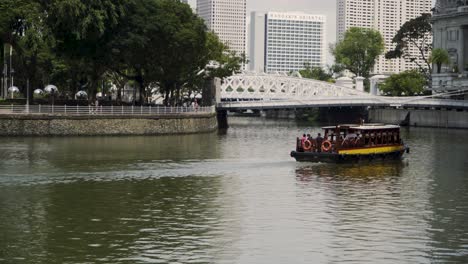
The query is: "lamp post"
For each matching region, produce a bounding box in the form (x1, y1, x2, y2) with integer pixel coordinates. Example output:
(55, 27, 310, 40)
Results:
(10, 68, 14, 88)
(26, 79, 30, 113)
(10, 69, 15, 99)
(2, 65, 6, 99)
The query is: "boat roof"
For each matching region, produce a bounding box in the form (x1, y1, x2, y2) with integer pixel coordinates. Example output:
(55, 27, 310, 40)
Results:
(322, 124, 400, 130)
(351, 125, 400, 130)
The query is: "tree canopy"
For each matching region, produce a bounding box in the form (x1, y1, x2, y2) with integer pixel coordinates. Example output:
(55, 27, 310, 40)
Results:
(430, 48, 451, 74)
(0, 0, 242, 105)
(379, 70, 427, 96)
(299, 63, 333, 82)
(385, 13, 432, 80)
(331, 27, 384, 78)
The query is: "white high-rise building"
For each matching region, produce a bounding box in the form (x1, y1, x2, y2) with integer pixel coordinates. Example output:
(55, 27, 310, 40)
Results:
(249, 12, 326, 73)
(337, 0, 432, 74)
(197, 0, 247, 57)
(248, 12, 266, 73)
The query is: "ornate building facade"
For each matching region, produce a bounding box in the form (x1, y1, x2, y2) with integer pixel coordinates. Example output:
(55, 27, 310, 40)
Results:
(432, 0, 468, 92)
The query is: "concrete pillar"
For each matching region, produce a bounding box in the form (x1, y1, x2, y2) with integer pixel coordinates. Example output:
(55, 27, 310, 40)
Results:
(214, 78, 221, 105)
(355, 76, 365, 92)
(369, 75, 388, 96)
(217, 109, 228, 129)
(202, 77, 222, 107)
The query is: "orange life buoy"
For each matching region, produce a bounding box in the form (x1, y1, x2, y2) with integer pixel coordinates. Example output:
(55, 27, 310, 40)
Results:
(322, 140, 332, 152)
(303, 140, 312, 151)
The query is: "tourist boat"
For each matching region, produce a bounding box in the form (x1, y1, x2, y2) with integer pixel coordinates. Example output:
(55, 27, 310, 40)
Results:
(290, 124, 410, 163)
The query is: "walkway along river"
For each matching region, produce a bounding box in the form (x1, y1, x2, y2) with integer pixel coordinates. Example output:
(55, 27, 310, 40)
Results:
(0, 117, 468, 263)
(0, 105, 217, 136)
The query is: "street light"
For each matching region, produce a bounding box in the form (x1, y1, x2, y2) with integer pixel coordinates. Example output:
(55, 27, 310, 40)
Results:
(8, 86, 19, 99)
(75, 91, 88, 100)
(10, 68, 14, 88)
(34, 89, 44, 97)
(1, 66, 6, 99)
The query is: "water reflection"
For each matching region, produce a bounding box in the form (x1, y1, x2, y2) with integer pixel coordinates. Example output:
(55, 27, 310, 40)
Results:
(1, 118, 468, 263)
(294, 161, 432, 263)
(296, 162, 405, 182)
(0, 177, 234, 263)
(0, 133, 221, 185)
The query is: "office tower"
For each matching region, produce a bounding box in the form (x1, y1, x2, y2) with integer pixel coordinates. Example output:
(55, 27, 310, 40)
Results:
(248, 12, 266, 73)
(337, 0, 432, 74)
(197, 0, 247, 57)
(249, 12, 326, 73)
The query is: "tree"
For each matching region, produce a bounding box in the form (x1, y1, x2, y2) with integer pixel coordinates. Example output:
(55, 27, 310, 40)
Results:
(0, 0, 242, 106)
(385, 13, 432, 80)
(379, 70, 427, 96)
(430, 48, 451, 74)
(44, 0, 127, 100)
(299, 63, 333, 82)
(331, 27, 384, 78)
(152, 0, 210, 106)
(0, 0, 59, 98)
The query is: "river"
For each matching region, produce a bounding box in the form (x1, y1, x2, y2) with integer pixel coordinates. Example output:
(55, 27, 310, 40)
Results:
(1, 117, 468, 263)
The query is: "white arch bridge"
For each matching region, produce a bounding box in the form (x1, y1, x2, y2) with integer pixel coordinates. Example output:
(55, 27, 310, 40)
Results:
(218, 73, 468, 110)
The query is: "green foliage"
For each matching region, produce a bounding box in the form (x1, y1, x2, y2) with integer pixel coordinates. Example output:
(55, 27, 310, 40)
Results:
(299, 63, 333, 82)
(385, 14, 432, 80)
(430, 48, 451, 74)
(0, 0, 241, 106)
(331, 27, 384, 78)
(379, 70, 427, 96)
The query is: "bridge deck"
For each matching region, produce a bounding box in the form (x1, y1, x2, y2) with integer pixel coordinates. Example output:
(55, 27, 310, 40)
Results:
(218, 98, 468, 111)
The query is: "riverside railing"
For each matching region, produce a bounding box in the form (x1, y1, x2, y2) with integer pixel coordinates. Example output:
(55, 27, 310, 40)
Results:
(0, 105, 215, 116)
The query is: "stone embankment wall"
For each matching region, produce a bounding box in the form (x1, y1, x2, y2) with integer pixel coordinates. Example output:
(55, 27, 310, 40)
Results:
(0, 114, 218, 136)
(369, 108, 468, 129)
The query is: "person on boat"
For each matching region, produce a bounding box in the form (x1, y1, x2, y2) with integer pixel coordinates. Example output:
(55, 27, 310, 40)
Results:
(342, 132, 357, 147)
(300, 134, 307, 151)
(307, 134, 315, 151)
(316, 133, 323, 152)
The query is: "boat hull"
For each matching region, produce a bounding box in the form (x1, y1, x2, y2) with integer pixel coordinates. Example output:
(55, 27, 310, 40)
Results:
(290, 147, 408, 163)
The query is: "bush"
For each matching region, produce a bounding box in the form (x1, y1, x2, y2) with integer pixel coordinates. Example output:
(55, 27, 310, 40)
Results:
(379, 70, 426, 96)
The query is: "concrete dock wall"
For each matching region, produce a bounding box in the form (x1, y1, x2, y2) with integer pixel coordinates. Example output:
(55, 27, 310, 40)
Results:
(369, 108, 468, 129)
(0, 114, 218, 136)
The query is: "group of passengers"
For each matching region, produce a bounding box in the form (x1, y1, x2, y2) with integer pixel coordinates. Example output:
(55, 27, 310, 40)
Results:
(297, 130, 403, 153)
(297, 133, 325, 153)
(297, 132, 362, 153)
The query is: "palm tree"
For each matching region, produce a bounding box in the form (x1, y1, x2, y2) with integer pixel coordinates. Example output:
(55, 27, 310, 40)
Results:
(430, 48, 451, 74)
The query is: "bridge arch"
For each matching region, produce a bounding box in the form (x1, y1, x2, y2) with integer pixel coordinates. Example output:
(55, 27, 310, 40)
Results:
(221, 72, 371, 101)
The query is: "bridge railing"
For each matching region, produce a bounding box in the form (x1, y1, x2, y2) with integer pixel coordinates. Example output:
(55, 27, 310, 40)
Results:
(218, 97, 468, 110)
(0, 105, 215, 116)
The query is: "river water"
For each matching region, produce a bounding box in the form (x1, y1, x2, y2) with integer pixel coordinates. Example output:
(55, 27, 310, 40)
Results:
(1, 117, 468, 263)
